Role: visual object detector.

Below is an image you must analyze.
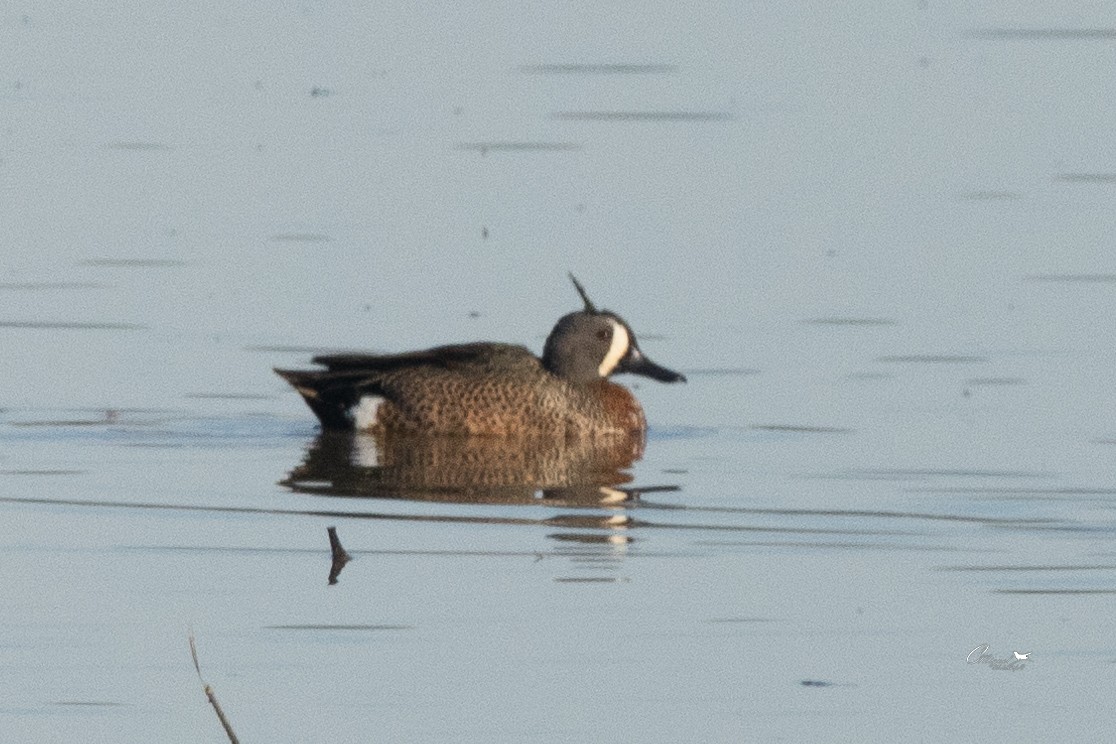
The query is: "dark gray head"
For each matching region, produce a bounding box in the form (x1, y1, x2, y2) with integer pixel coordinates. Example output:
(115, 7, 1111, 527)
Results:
(541, 275, 687, 385)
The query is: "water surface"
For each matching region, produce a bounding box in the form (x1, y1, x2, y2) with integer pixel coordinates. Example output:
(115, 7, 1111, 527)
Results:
(3, 1, 1116, 742)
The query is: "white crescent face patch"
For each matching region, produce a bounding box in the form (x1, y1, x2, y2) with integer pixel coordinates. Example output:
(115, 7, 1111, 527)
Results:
(597, 319, 630, 377)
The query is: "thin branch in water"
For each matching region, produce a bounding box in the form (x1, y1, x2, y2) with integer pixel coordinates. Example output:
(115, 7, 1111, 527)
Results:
(188, 631, 241, 744)
(327, 526, 353, 585)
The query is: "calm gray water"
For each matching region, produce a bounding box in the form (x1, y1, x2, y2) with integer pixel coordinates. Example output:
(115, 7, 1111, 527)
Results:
(4, 2, 1116, 741)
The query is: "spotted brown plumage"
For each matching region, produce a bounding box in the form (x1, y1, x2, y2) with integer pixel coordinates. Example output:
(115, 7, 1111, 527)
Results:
(275, 275, 685, 436)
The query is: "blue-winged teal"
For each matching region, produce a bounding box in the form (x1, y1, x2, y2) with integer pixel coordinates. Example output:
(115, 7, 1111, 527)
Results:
(275, 275, 685, 436)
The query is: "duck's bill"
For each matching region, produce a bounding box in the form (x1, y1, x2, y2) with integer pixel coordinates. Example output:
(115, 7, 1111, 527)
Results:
(618, 348, 687, 383)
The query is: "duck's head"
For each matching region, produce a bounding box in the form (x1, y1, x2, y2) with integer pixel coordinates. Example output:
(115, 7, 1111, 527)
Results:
(542, 274, 687, 385)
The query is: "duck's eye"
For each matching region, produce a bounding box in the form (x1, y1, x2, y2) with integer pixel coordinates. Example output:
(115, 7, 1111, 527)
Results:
(596, 329, 611, 341)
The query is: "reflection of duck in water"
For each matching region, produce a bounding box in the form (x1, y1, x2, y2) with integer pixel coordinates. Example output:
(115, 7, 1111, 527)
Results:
(281, 430, 668, 507)
(275, 275, 685, 437)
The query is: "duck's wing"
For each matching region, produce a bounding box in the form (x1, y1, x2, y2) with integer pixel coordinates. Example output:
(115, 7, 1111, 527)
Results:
(311, 342, 535, 372)
(275, 343, 540, 429)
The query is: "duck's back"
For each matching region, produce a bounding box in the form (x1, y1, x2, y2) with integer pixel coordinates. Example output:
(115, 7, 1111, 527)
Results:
(277, 343, 645, 436)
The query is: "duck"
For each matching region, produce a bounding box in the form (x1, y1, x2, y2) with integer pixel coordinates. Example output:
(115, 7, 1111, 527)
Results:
(275, 275, 685, 436)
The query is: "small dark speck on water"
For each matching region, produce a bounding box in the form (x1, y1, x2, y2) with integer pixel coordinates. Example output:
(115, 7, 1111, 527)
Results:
(467, 311, 481, 318)
(310, 86, 333, 97)
(800, 680, 835, 688)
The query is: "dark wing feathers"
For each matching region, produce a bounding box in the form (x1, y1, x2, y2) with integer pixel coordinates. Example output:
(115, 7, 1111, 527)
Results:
(277, 343, 541, 430)
(311, 343, 533, 372)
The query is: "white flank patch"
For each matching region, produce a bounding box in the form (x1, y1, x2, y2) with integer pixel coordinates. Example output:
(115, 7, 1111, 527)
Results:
(597, 320, 630, 377)
(351, 433, 380, 468)
(350, 395, 385, 431)
(598, 487, 629, 504)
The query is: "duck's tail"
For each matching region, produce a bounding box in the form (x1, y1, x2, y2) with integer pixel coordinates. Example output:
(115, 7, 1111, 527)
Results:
(275, 368, 370, 430)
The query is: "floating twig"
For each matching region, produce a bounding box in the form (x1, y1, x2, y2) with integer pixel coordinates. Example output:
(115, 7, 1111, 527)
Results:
(327, 526, 353, 585)
(188, 632, 241, 744)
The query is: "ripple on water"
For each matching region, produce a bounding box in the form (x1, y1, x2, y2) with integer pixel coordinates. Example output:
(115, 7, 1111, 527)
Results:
(682, 367, 761, 377)
(456, 142, 582, 153)
(1025, 273, 1116, 283)
(551, 110, 733, 121)
(184, 393, 278, 400)
(0, 469, 86, 476)
(816, 468, 1056, 480)
(1056, 173, 1116, 183)
(877, 354, 986, 363)
(965, 377, 1026, 386)
(939, 564, 1116, 572)
(0, 321, 145, 330)
(102, 141, 170, 150)
(751, 424, 852, 434)
(802, 317, 896, 326)
(994, 589, 1116, 595)
(966, 28, 1116, 40)
(266, 624, 413, 631)
(80, 258, 185, 267)
(269, 234, 333, 243)
(519, 63, 677, 74)
(955, 190, 1023, 201)
(0, 282, 105, 291)
(243, 344, 359, 355)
